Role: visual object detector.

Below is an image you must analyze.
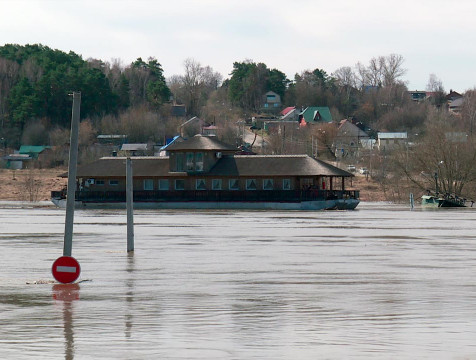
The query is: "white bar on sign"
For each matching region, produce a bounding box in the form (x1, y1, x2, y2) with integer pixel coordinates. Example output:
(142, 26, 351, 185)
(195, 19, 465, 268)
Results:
(57, 266, 77, 273)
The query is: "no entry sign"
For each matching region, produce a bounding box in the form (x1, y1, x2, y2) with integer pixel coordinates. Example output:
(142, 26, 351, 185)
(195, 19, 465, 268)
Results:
(52, 256, 81, 284)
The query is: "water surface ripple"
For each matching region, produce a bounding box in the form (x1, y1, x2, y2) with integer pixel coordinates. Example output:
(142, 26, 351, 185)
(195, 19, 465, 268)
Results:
(1, 202, 476, 359)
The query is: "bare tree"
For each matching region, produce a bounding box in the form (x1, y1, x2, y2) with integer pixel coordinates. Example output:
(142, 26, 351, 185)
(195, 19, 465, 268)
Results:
(332, 66, 356, 88)
(426, 73, 446, 107)
(395, 109, 476, 197)
(462, 88, 476, 137)
(22, 168, 40, 202)
(354, 54, 406, 88)
(382, 54, 406, 86)
(170, 58, 223, 116)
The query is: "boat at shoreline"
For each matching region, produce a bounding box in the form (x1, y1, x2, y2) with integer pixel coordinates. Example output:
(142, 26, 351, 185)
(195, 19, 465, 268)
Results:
(421, 192, 467, 208)
(51, 135, 359, 210)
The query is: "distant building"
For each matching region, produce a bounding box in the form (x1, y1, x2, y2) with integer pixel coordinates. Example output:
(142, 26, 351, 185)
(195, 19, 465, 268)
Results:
(261, 91, 282, 113)
(202, 125, 218, 136)
(448, 97, 463, 114)
(19, 145, 53, 168)
(97, 135, 128, 145)
(280, 106, 299, 122)
(408, 90, 427, 102)
(377, 132, 408, 151)
(334, 120, 370, 158)
(299, 107, 333, 125)
(171, 104, 187, 117)
(446, 90, 462, 102)
(120, 143, 150, 156)
(3, 154, 32, 169)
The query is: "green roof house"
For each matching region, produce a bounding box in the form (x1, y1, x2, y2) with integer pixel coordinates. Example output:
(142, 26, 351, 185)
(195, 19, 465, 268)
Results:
(19, 145, 52, 159)
(299, 107, 333, 124)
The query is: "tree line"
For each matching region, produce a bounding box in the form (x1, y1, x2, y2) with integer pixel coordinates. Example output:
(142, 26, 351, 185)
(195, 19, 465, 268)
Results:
(0, 43, 425, 148)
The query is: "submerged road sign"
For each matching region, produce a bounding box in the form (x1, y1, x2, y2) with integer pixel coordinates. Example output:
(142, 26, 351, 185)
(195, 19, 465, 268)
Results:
(52, 256, 81, 284)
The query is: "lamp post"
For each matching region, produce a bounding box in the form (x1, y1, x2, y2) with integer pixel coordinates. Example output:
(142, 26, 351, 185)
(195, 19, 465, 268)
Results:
(435, 160, 444, 194)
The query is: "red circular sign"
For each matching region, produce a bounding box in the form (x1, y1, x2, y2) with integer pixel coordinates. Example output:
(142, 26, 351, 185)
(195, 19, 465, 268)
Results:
(52, 256, 81, 284)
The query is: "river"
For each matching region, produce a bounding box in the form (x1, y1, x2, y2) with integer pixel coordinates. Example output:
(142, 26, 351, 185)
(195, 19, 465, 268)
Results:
(1, 202, 476, 359)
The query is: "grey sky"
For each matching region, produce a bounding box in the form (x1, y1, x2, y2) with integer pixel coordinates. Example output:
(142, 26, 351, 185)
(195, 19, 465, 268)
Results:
(2, 0, 475, 92)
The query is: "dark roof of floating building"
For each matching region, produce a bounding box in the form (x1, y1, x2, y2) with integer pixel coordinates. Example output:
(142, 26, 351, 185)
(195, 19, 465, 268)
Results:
(165, 134, 237, 152)
(70, 154, 352, 179)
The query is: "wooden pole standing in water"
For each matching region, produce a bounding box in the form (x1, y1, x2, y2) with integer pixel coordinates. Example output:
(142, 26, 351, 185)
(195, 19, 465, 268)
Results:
(126, 157, 134, 252)
(63, 92, 81, 257)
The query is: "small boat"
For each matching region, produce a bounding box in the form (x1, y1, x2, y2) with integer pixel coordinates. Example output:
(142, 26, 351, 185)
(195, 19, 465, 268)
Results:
(421, 192, 467, 208)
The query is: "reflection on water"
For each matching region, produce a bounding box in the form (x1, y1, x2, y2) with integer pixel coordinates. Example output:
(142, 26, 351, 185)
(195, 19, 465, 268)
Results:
(125, 253, 134, 339)
(1, 203, 476, 359)
(52, 284, 80, 360)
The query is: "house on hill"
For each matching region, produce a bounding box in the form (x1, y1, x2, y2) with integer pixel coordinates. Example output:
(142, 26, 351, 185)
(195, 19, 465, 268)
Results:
(262, 91, 282, 113)
(446, 90, 462, 102)
(19, 145, 52, 168)
(334, 120, 370, 158)
(280, 106, 299, 121)
(377, 132, 407, 151)
(120, 143, 150, 156)
(299, 107, 333, 125)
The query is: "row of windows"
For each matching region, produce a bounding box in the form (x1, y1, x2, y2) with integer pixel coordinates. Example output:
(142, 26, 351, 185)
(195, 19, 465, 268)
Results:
(148, 178, 291, 191)
(92, 178, 292, 191)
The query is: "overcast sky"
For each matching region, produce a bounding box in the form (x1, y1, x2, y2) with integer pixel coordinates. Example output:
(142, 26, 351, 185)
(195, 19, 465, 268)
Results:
(2, 0, 476, 92)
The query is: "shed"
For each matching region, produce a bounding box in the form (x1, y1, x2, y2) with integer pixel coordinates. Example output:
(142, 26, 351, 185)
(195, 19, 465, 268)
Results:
(3, 154, 32, 169)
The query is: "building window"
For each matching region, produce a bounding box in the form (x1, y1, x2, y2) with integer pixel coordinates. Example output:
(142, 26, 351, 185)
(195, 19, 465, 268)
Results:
(283, 179, 291, 190)
(246, 179, 257, 190)
(229, 179, 239, 190)
(186, 152, 194, 171)
(109, 180, 119, 186)
(158, 179, 169, 190)
(196, 179, 206, 190)
(273, 103, 279, 107)
(96, 180, 105, 185)
(176, 153, 184, 171)
(195, 152, 204, 171)
(212, 179, 222, 190)
(263, 179, 274, 190)
(175, 179, 185, 190)
(264, 103, 269, 108)
(143, 179, 154, 190)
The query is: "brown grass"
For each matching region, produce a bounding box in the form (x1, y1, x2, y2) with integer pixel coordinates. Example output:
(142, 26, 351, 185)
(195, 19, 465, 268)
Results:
(0, 168, 67, 202)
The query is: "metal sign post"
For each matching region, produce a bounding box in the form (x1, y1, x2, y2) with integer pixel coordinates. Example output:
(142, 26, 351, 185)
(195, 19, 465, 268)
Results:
(63, 92, 81, 257)
(53, 91, 81, 284)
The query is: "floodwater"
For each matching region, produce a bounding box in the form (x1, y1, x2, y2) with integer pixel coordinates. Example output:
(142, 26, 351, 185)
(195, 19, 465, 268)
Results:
(1, 202, 476, 359)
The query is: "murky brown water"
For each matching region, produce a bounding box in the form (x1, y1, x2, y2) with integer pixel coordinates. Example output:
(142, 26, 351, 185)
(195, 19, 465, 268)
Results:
(1, 202, 476, 359)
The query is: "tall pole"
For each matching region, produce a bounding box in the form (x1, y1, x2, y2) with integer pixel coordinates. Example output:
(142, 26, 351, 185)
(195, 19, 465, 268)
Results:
(63, 92, 81, 257)
(126, 157, 134, 252)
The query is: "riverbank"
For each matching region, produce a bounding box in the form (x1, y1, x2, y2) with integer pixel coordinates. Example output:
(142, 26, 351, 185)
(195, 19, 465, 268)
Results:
(0, 168, 68, 202)
(0, 167, 386, 203)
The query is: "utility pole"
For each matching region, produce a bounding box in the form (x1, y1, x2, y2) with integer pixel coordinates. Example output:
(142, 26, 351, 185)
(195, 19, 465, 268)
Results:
(63, 92, 81, 257)
(126, 157, 134, 252)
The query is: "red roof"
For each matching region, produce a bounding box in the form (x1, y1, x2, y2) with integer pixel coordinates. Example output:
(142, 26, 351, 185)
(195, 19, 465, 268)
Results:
(280, 106, 295, 116)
